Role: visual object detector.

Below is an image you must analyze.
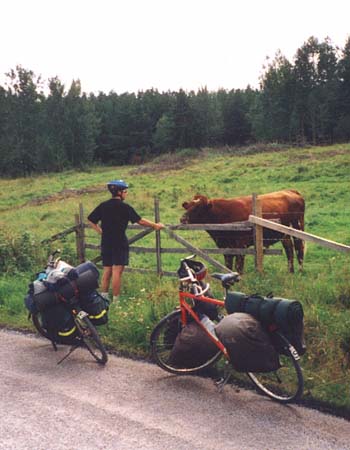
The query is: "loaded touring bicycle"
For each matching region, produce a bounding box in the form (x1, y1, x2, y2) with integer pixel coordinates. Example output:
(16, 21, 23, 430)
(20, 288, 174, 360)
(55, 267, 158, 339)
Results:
(151, 255, 305, 403)
(25, 250, 109, 365)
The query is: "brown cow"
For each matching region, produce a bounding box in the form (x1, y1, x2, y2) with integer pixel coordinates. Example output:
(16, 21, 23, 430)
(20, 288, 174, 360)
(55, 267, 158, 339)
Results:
(181, 189, 305, 273)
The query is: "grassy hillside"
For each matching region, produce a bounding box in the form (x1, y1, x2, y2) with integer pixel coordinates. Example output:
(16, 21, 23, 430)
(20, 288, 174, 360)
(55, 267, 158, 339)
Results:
(0, 143, 350, 414)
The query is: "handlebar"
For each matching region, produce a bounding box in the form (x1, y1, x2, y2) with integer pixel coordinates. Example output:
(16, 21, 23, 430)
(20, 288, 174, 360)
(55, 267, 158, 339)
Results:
(180, 254, 196, 262)
(47, 249, 61, 269)
(181, 261, 198, 283)
(178, 255, 240, 291)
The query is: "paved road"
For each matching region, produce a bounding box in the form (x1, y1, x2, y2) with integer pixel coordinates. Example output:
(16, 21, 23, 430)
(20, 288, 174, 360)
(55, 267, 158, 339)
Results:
(0, 329, 349, 450)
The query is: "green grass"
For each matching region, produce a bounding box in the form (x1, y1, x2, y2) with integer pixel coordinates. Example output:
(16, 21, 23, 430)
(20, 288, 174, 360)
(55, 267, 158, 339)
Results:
(0, 143, 349, 413)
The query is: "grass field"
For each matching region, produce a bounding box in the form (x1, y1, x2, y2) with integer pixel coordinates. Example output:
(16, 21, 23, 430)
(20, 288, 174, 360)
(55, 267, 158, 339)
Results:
(0, 143, 349, 414)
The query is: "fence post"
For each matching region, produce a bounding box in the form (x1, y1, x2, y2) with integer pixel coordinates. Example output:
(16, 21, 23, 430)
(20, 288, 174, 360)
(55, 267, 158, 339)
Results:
(253, 193, 263, 273)
(75, 203, 86, 263)
(154, 197, 162, 276)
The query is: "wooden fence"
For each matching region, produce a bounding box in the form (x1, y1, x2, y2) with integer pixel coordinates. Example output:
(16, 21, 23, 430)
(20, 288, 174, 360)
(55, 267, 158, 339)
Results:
(42, 195, 350, 277)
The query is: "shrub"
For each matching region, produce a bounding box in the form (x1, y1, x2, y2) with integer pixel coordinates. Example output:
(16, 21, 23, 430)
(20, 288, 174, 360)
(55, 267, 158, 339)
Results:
(0, 230, 44, 274)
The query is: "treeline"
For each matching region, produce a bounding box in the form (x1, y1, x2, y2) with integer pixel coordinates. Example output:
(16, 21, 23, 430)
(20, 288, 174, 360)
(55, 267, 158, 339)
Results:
(1, 36, 350, 177)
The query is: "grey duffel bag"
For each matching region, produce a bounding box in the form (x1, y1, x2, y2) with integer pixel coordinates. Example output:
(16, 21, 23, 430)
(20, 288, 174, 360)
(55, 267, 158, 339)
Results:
(169, 321, 219, 368)
(215, 312, 280, 373)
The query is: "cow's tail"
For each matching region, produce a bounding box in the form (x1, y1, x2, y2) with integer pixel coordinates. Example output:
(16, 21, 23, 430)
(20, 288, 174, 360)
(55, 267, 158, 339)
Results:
(298, 215, 304, 231)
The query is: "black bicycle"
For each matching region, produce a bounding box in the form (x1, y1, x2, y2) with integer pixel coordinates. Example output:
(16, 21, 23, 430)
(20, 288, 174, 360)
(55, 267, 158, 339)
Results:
(29, 250, 108, 365)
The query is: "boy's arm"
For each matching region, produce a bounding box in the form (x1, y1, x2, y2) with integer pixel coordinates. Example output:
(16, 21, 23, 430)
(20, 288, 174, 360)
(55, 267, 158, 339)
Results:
(138, 218, 164, 231)
(88, 220, 102, 235)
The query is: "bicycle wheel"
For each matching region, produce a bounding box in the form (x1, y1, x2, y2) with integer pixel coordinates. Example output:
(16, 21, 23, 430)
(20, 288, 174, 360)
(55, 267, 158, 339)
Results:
(150, 309, 222, 375)
(76, 315, 108, 365)
(246, 333, 303, 403)
(32, 312, 50, 340)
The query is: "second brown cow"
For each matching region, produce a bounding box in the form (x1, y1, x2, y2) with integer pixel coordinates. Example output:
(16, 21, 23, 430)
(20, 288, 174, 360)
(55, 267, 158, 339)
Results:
(181, 189, 305, 273)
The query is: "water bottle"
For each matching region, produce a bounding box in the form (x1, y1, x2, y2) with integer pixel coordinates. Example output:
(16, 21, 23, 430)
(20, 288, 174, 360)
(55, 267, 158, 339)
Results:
(200, 314, 217, 338)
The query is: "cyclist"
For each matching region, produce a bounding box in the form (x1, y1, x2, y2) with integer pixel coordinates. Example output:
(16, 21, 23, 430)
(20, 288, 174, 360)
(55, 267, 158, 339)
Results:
(87, 179, 164, 303)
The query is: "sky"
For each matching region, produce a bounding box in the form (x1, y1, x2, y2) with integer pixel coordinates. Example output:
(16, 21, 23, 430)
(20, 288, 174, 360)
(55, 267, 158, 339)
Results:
(1, 0, 349, 95)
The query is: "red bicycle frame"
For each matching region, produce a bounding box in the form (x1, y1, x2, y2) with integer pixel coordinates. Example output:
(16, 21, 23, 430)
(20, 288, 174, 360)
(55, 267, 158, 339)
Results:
(179, 290, 229, 359)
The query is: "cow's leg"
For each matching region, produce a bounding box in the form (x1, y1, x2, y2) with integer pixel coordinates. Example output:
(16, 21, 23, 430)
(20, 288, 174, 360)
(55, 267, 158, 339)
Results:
(224, 254, 233, 270)
(281, 235, 295, 273)
(292, 219, 305, 270)
(293, 237, 305, 270)
(235, 255, 245, 274)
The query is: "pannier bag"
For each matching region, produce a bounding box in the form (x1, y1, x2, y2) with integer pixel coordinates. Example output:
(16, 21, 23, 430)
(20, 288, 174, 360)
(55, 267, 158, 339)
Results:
(79, 291, 109, 326)
(30, 278, 76, 311)
(215, 312, 280, 373)
(28, 261, 100, 312)
(40, 303, 79, 345)
(169, 321, 219, 368)
(225, 292, 306, 356)
(24, 293, 38, 314)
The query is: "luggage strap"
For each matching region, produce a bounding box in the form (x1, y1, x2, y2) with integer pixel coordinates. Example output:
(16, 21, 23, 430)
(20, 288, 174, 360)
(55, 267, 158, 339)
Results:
(55, 280, 80, 304)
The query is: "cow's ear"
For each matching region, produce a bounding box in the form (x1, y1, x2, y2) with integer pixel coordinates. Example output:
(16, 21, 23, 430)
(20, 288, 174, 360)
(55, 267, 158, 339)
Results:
(182, 201, 189, 209)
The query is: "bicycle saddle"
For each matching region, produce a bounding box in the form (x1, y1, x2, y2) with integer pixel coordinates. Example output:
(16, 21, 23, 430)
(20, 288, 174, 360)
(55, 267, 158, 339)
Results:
(211, 272, 240, 287)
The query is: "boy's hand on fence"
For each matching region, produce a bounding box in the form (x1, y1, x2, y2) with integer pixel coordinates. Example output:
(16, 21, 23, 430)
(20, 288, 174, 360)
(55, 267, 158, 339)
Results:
(138, 218, 165, 230)
(154, 223, 165, 231)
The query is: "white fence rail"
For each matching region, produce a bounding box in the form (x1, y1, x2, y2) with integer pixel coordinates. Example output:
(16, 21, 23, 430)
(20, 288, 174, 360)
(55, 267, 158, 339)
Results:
(249, 215, 350, 254)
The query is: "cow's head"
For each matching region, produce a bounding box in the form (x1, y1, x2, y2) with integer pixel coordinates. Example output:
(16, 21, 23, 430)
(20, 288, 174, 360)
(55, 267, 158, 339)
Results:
(180, 195, 212, 224)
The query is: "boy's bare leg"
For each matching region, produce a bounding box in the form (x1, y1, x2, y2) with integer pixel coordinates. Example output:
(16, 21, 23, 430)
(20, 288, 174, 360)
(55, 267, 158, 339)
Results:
(112, 265, 125, 300)
(101, 266, 112, 298)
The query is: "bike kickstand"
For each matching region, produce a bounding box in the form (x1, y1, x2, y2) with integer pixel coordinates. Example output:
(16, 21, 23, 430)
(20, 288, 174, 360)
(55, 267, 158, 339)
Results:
(57, 345, 79, 365)
(51, 342, 58, 352)
(214, 372, 232, 393)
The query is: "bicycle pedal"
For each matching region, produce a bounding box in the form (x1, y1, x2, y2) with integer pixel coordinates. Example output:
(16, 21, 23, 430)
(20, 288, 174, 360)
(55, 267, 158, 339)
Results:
(214, 377, 224, 386)
(214, 377, 226, 392)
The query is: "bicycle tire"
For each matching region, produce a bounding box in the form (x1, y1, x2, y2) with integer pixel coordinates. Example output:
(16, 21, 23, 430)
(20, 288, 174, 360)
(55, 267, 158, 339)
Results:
(246, 332, 303, 403)
(32, 312, 50, 340)
(76, 315, 108, 365)
(150, 309, 222, 375)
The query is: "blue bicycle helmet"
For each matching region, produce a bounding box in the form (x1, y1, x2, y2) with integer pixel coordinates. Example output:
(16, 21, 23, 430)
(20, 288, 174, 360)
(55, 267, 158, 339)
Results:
(107, 179, 129, 195)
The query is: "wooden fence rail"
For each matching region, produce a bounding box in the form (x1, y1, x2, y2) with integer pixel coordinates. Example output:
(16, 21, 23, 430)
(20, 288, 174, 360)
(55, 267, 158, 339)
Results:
(249, 215, 350, 254)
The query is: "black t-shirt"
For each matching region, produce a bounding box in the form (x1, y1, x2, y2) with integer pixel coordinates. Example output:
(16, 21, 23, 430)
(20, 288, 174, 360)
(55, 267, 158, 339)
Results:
(88, 198, 141, 249)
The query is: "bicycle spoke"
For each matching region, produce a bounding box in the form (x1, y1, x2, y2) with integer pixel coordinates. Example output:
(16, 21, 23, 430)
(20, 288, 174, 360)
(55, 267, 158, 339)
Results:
(76, 316, 108, 365)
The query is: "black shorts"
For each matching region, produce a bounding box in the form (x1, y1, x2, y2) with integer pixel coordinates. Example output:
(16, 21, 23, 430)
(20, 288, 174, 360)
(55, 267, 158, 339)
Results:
(101, 247, 129, 266)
